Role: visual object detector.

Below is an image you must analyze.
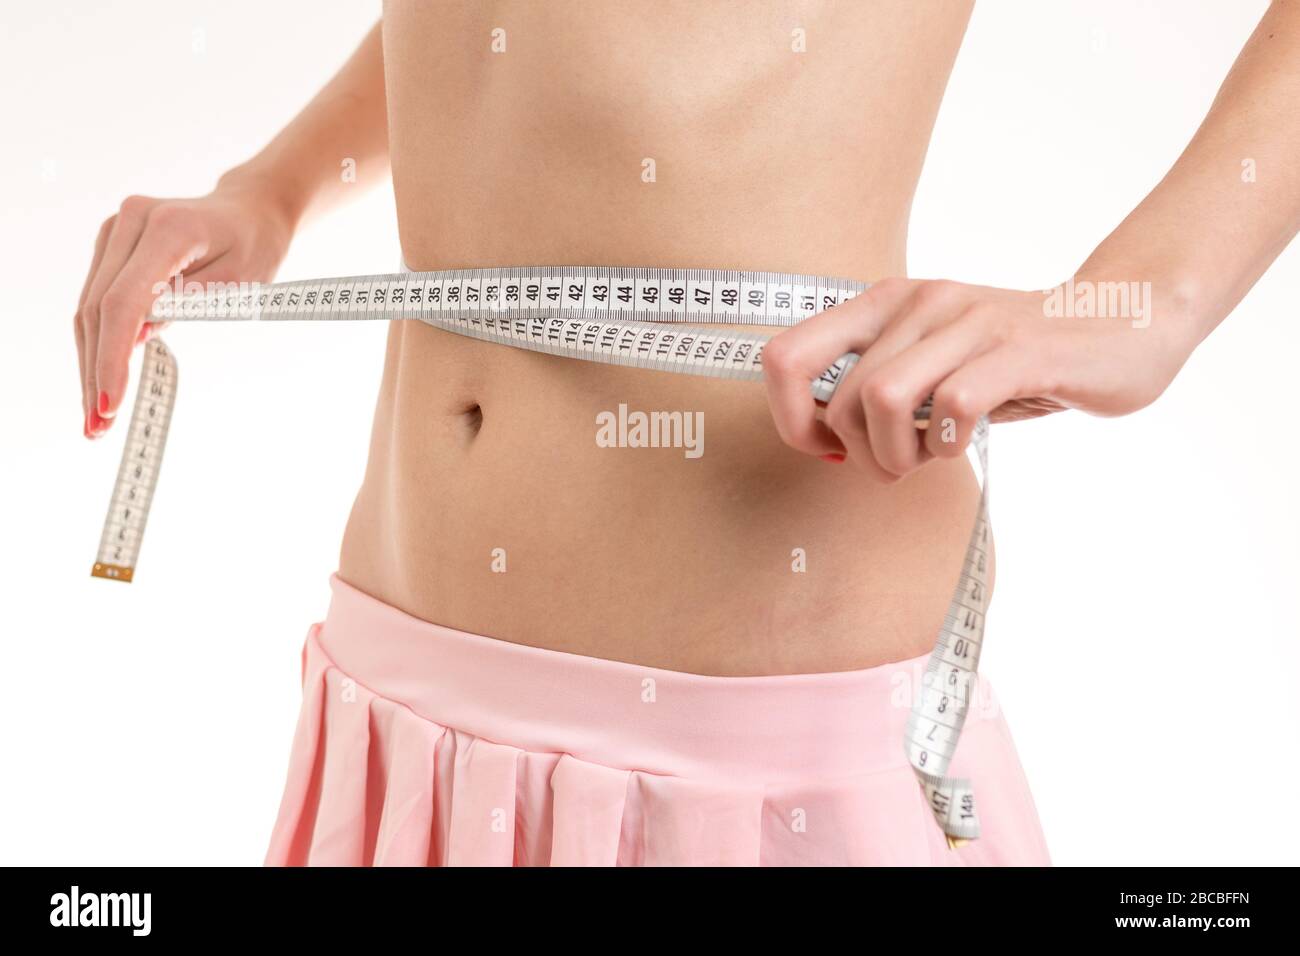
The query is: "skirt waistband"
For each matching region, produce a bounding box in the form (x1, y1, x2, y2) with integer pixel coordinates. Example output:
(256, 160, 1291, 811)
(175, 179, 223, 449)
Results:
(314, 572, 992, 785)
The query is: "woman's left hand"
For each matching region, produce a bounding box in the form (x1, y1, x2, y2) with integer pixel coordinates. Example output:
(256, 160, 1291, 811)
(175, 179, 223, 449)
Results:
(761, 277, 1191, 482)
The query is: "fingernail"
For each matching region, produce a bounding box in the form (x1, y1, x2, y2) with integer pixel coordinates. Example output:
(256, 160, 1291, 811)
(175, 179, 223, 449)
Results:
(820, 453, 846, 463)
(97, 390, 114, 418)
(88, 410, 106, 437)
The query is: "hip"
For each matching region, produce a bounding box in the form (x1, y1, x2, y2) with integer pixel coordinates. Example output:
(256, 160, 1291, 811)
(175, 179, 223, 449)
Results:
(264, 571, 1047, 866)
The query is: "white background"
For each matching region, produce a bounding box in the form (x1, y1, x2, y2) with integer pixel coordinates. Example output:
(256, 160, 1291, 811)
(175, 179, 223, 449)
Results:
(1, 1, 1295, 866)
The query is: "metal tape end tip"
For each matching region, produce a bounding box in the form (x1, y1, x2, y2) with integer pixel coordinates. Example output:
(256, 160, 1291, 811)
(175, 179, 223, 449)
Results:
(91, 563, 134, 583)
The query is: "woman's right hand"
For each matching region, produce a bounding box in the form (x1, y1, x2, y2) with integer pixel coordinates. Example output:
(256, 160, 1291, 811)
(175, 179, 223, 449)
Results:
(75, 173, 297, 438)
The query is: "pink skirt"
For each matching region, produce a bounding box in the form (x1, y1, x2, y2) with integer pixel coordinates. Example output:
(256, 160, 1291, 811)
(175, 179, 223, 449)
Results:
(265, 574, 1050, 866)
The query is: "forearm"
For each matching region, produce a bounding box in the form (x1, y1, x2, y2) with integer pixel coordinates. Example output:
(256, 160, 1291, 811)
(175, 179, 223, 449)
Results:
(1076, 0, 1300, 355)
(217, 20, 389, 232)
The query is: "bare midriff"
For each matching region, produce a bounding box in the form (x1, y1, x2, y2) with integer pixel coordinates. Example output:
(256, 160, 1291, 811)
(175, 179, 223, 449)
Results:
(337, 0, 983, 675)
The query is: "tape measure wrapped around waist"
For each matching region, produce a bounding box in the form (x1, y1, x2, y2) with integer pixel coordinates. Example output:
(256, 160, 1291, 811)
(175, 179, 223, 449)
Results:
(91, 266, 990, 844)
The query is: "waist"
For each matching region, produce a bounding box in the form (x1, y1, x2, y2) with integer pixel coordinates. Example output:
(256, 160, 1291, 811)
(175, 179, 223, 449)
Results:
(337, 314, 987, 675)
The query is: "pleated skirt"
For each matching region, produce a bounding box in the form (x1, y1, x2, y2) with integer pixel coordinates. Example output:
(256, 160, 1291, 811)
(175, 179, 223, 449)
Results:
(264, 573, 1050, 866)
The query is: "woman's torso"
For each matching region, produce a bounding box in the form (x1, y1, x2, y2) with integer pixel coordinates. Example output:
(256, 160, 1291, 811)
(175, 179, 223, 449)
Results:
(339, 0, 981, 675)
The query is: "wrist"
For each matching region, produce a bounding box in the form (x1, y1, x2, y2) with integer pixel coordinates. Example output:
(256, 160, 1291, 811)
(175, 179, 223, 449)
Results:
(1065, 265, 1209, 366)
(214, 158, 307, 238)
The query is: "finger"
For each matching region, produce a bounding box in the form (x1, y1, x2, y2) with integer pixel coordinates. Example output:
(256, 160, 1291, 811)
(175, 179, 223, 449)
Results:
(83, 197, 154, 433)
(97, 210, 208, 418)
(75, 315, 88, 436)
(76, 217, 115, 434)
(820, 356, 895, 481)
(136, 320, 166, 346)
(926, 344, 1042, 459)
(845, 279, 972, 381)
(861, 311, 996, 476)
(822, 280, 968, 473)
(762, 278, 913, 456)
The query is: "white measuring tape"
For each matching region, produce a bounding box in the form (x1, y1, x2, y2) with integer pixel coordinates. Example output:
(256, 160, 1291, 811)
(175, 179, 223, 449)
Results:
(90, 265, 990, 845)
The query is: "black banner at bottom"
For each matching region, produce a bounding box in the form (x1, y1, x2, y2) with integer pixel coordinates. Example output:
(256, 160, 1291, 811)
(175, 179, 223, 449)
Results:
(5, 866, 1283, 942)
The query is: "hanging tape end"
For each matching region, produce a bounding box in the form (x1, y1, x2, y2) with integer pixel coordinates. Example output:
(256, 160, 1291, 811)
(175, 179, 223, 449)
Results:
(945, 835, 972, 851)
(91, 562, 134, 583)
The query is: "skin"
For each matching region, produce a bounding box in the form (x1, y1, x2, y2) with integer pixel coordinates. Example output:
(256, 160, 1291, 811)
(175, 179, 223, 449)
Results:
(75, 1, 1300, 675)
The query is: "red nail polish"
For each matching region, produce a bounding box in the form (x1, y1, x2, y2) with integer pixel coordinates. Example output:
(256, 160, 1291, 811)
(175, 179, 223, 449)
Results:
(97, 390, 111, 417)
(820, 453, 846, 463)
